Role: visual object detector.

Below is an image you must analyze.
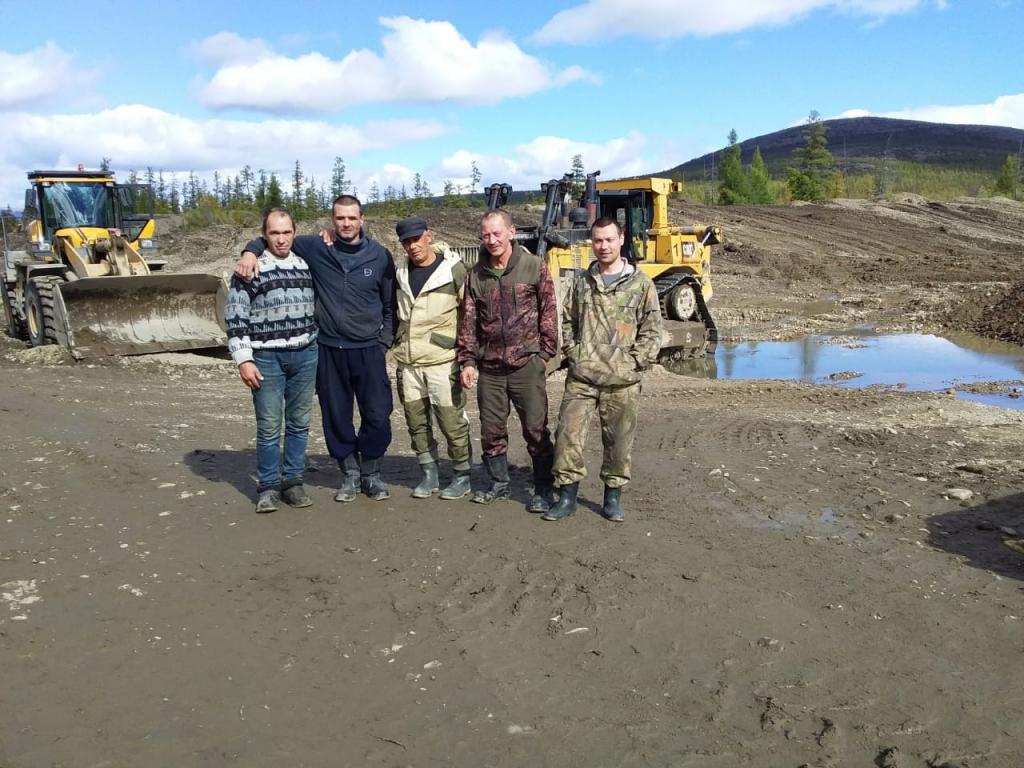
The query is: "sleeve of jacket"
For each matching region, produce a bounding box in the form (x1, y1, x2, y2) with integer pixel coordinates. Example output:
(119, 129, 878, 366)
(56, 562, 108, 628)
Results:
(224, 275, 256, 366)
(537, 261, 558, 361)
(560, 274, 578, 356)
(379, 250, 397, 348)
(242, 237, 266, 257)
(631, 279, 663, 370)
(456, 270, 478, 369)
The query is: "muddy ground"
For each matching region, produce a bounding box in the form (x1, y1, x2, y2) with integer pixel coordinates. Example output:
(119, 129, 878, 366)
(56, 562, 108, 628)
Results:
(2, 196, 1024, 767)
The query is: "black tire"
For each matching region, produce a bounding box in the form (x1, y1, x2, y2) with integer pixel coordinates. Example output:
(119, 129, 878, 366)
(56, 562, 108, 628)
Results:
(25, 277, 61, 347)
(2, 281, 27, 340)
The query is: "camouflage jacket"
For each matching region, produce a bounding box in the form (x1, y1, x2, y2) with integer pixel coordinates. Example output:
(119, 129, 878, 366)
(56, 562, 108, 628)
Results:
(457, 245, 558, 374)
(562, 261, 663, 387)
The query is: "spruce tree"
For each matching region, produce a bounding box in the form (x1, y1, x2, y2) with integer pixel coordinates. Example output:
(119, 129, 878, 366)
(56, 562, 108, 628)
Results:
(747, 146, 774, 204)
(994, 155, 1019, 199)
(787, 111, 834, 201)
(717, 131, 749, 205)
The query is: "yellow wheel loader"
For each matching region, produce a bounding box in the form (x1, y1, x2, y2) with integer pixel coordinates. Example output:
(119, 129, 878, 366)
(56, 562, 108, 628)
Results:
(1, 170, 226, 358)
(480, 173, 720, 359)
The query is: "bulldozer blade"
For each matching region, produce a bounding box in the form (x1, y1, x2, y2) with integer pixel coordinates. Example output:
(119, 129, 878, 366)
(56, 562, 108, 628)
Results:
(54, 274, 227, 359)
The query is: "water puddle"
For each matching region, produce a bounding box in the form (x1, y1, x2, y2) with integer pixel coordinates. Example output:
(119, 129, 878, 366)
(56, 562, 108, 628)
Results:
(665, 330, 1024, 410)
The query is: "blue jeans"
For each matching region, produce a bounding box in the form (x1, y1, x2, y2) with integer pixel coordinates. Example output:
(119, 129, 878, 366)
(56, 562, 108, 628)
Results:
(251, 343, 318, 492)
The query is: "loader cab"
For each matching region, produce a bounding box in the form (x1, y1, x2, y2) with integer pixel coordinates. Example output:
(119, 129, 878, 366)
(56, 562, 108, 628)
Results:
(25, 171, 156, 247)
(597, 189, 653, 265)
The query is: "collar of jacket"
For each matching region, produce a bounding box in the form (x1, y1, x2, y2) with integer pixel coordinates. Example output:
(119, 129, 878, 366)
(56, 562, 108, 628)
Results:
(587, 259, 636, 291)
(332, 234, 381, 269)
(395, 245, 460, 297)
(479, 244, 524, 275)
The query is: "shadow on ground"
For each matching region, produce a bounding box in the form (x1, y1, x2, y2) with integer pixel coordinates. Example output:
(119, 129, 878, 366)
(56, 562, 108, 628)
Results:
(928, 491, 1024, 582)
(182, 449, 553, 511)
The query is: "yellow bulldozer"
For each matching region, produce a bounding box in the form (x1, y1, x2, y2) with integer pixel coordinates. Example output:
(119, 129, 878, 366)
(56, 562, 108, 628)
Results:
(1, 169, 225, 358)
(482, 172, 720, 358)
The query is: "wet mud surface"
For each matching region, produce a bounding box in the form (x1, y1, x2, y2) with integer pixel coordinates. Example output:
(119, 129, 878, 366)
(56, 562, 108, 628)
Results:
(3, 196, 1024, 767)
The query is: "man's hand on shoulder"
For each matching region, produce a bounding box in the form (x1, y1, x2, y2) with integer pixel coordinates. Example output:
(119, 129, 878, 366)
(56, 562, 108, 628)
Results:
(236, 251, 260, 280)
(320, 229, 335, 246)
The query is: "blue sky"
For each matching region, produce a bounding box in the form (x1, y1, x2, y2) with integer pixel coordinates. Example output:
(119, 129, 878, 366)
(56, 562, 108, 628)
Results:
(0, 0, 1021, 208)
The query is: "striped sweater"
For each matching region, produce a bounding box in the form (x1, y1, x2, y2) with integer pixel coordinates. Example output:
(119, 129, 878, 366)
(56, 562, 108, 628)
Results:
(225, 250, 318, 366)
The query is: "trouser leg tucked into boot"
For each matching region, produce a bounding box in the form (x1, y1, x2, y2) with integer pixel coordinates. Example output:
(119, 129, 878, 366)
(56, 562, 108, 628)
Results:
(602, 486, 624, 522)
(473, 454, 511, 504)
(528, 453, 556, 513)
(360, 456, 391, 500)
(440, 461, 472, 500)
(412, 461, 440, 498)
(334, 453, 360, 502)
(543, 482, 578, 521)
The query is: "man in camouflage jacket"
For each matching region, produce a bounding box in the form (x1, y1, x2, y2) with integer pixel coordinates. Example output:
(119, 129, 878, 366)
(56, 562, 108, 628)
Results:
(456, 210, 559, 511)
(543, 217, 663, 523)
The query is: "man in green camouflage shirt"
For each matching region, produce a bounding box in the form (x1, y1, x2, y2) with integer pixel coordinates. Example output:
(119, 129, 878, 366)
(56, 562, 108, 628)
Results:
(543, 217, 663, 523)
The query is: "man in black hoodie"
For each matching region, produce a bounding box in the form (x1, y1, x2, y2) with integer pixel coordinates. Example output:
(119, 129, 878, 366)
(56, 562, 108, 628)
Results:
(237, 195, 397, 502)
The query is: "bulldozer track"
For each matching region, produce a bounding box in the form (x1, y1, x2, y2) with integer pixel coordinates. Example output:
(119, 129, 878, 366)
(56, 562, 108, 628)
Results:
(653, 272, 718, 358)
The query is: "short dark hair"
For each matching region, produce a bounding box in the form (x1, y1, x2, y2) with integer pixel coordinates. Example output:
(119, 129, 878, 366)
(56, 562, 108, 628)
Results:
(262, 207, 296, 235)
(591, 216, 622, 235)
(480, 209, 513, 228)
(332, 194, 363, 214)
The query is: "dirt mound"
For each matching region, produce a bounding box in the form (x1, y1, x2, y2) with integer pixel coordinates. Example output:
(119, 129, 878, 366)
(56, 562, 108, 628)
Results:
(970, 281, 1024, 344)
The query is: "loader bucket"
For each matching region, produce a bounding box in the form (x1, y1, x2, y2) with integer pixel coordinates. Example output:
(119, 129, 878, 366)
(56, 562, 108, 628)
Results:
(54, 274, 227, 359)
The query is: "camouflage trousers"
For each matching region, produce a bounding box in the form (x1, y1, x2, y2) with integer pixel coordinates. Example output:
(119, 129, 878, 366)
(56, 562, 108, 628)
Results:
(396, 361, 472, 469)
(553, 376, 641, 489)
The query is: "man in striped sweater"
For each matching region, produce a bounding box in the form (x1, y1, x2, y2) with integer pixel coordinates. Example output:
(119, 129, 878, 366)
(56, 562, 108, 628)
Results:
(225, 209, 319, 513)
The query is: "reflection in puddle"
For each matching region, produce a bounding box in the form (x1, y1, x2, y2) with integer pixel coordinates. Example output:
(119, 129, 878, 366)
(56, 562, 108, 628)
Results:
(664, 331, 1024, 409)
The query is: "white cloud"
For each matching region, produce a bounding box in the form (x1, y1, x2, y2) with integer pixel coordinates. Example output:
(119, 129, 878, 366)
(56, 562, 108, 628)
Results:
(837, 93, 1024, 128)
(196, 16, 592, 113)
(0, 42, 97, 109)
(0, 104, 447, 207)
(435, 132, 651, 192)
(187, 31, 274, 65)
(534, 0, 939, 43)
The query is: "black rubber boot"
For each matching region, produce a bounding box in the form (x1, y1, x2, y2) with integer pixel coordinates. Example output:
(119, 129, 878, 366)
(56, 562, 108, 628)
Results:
(473, 454, 511, 504)
(360, 457, 391, 500)
(440, 469, 472, 500)
(334, 453, 360, 502)
(412, 461, 440, 498)
(528, 454, 556, 513)
(542, 482, 578, 521)
(603, 486, 625, 522)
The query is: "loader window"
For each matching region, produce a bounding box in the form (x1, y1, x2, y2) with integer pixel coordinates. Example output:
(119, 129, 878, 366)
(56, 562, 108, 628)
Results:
(40, 183, 117, 235)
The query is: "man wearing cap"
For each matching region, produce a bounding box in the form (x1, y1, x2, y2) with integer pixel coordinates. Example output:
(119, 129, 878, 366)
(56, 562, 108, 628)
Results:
(392, 216, 473, 499)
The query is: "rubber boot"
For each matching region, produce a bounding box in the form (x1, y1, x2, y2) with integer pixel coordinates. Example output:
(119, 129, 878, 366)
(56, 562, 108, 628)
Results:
(473, 454, 511, 504)
(440, 468, 472, 500)
(335, 454, 361, 502)
(602, 486, 625, 522)
(360, 456, 391, 501)
(412, 461, 440, 498)
(528, 454, 556, 513)
(542, 482, 578, 521)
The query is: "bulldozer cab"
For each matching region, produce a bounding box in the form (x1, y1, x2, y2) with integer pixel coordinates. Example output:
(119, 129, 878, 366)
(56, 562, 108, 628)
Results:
(595, 189, 653, 265)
